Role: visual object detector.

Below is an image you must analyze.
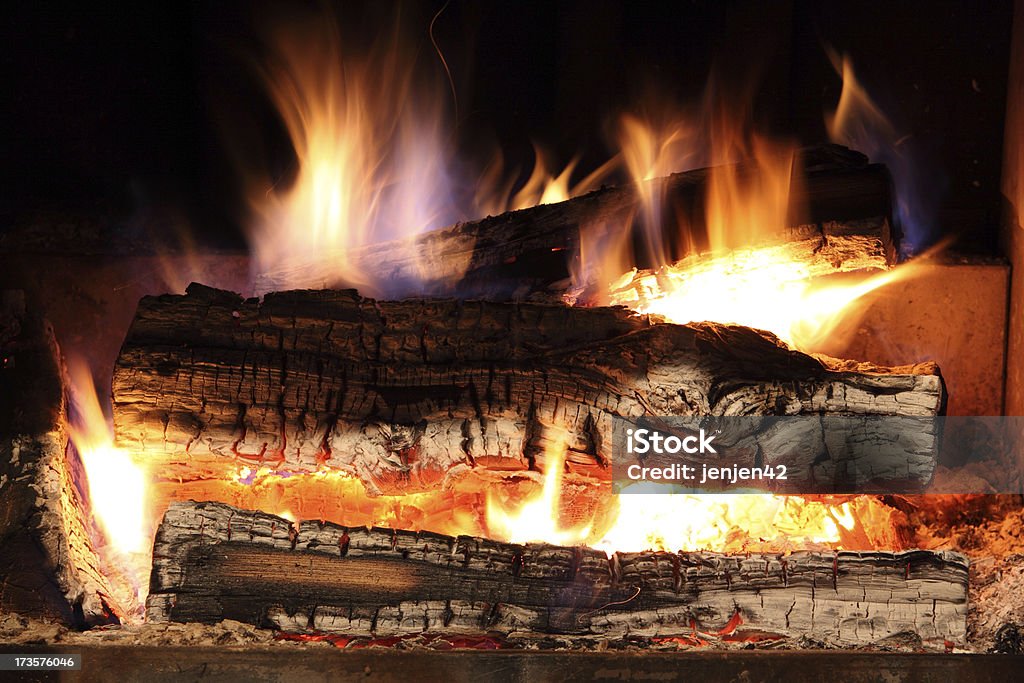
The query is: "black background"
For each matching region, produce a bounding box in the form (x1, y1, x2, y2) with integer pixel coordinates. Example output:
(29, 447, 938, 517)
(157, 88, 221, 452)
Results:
(1, 1, 1014, 251)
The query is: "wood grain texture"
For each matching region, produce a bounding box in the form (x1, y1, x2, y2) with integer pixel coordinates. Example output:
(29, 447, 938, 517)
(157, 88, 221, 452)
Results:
(111, 285, 945, 495)
(147, 501, 969, 646)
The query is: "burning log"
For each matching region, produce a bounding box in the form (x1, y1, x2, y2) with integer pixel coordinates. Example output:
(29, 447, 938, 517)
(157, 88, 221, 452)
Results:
(147, 501, 968, 647)
(112, 284, 944, 495)
(0, 291, 123, 625)
(254, 144, 896, 298)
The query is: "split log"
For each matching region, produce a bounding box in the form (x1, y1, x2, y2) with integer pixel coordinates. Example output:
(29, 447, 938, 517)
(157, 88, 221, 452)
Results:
(254, 144, 897, 298)
(147, 501, 968, 647)
(112, 284, 945, 495)
(0, 291, 122, 625)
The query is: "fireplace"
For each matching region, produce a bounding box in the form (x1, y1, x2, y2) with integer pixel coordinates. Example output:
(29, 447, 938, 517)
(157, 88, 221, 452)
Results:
(3, 0, 1024, 678)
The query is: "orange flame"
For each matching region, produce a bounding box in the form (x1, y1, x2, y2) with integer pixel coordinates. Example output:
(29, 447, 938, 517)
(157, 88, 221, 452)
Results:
(825, 50, 932, 250)
(595, 94, 919, 351)
(472, 143, 619, 220)
(248, 13, 462, 294)
(825, 50, 896, 150)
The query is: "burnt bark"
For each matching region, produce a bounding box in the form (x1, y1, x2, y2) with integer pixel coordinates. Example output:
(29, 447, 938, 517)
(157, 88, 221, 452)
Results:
(147, 501, 968, 647)
(112, 285, 944, 495)
(254, 144, 896, 298)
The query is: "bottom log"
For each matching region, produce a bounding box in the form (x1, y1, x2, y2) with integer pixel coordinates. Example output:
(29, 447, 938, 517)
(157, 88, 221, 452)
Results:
(147, 501, 968, 647)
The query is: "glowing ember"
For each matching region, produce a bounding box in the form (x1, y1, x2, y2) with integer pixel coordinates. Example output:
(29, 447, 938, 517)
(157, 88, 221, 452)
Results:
(158, 466, 486, 539)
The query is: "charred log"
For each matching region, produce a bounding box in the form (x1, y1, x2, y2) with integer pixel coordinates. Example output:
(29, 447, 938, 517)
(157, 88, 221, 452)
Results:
(0, 291, 122, 626)
(112, 285, 944, 495)
(254, 144, 896, 298)
(147, 501, 968, 647)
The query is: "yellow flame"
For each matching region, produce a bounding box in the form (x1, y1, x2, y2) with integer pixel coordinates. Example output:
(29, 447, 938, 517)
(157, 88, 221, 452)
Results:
(609, 245, 913, 348)
(65, 359, 151, 621)
(66, 361, 150, 556)
(486, 430, 591, 546)
(595, 493, 849, 554)
(485, 468, 898, 553)
(481, 433, 896, 553)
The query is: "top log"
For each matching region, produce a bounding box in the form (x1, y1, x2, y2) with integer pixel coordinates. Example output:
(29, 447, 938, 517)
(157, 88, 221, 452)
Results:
(254, 145, 896, 298)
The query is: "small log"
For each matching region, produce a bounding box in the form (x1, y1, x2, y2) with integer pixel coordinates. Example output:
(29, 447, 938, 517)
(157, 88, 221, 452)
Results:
(0, 291, 122, 625)
(146, 501, 968, 647)
(112, 285, 944, 495)
(254, 145, 897, 298)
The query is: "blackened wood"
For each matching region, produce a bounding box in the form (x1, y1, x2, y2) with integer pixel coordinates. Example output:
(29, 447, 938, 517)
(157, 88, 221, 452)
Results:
(111, 285, 945, 495)
(147, 501, 968, 646)
(254, 144, 896, 298)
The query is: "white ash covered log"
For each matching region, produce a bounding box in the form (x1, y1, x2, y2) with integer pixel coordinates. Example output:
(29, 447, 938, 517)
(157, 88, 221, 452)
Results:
(0, 291, 123, 625)
(255, 144, 897, 298)
(111, 284, 945, 495)
(147, 501, 968, 647)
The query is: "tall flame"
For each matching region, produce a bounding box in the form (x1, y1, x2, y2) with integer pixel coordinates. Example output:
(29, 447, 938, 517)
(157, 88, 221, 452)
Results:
(66, 361, 150, 556)
(825, 50, 936, 251)
(66, 359, 151, 618)
(249, 13, 461, 294)
(617, 113, 698, 266)
(247, 12, 619, 295)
